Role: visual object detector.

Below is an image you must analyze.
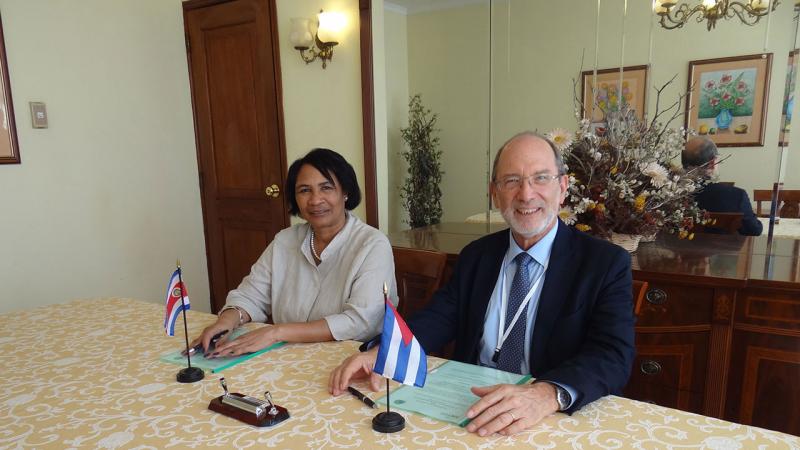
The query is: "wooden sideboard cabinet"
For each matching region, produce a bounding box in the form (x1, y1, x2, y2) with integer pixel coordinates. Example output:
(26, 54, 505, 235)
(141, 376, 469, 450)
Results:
(389, 224, 800, 436)
(724, 282, 800, 434)
(623, 279, 715, 415)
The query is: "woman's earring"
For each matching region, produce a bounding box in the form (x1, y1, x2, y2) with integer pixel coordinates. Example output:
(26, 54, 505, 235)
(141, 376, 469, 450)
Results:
(344, 196, 349, 201)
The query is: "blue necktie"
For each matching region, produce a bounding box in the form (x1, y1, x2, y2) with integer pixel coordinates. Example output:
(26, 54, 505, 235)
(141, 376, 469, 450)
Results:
(496, 253, 540, 374)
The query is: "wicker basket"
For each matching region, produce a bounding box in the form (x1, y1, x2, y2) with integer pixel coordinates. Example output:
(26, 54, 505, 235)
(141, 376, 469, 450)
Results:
(640, 232, 657, 243)
(610, 232, 642, 253)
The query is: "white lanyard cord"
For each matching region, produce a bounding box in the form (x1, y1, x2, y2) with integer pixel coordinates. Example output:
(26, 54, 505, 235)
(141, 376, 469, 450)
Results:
(493, 254, 547, 360)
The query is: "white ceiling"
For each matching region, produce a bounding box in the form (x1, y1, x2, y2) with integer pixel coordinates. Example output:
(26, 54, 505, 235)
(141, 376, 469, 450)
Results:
(384, 0, 488, 15)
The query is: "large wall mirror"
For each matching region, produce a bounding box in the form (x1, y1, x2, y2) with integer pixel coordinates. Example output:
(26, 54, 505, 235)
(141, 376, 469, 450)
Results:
(383, 0, 799, 234)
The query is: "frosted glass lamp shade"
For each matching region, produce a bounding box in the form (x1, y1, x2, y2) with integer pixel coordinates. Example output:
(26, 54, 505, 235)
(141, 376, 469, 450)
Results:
(289, 18, 313, 48)
(317, 11, 345, 43)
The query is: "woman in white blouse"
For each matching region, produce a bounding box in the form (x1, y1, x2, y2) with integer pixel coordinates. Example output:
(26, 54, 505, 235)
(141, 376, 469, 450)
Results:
(191, 148, 397, 358)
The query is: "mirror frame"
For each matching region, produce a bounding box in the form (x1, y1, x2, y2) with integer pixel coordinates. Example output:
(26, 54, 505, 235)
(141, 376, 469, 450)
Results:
(0, 12, 20, 165)
(360, 0, 378, 227)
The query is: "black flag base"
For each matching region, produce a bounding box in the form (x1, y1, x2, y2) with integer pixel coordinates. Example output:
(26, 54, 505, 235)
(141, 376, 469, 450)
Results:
(372, 411, 405, 433)
(177, 366, 204, 383)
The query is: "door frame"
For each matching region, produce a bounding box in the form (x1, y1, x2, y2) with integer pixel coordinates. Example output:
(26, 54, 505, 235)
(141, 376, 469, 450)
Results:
(359, 0, 378, 227)
(183, 0, 290, 311)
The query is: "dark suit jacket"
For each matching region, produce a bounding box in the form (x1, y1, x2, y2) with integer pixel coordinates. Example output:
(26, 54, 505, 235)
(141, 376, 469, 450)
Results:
(695, 183, 762, 236)
(407, 220, 635, 413)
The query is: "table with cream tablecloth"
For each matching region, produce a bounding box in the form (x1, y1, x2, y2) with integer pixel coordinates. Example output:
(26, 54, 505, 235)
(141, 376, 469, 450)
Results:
(759, 217, 800, 239)
(2, 298, 799, 449)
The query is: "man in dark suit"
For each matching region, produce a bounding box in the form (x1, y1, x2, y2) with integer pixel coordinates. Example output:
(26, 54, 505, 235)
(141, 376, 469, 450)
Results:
(682, 137, 762, 236)
(329, 132, 635, 436)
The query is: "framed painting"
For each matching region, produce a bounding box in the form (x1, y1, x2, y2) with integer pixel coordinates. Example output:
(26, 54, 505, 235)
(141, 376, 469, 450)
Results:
(778, 49, 798, 147)
(581, 65, 648, 123)
(0, 13, 19, 164)
(685, 53, 772, 147)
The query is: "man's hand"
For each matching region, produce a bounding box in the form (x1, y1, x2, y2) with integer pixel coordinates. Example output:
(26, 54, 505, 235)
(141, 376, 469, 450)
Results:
(465, 382, 559, 436)
(327, 347, 383, 396)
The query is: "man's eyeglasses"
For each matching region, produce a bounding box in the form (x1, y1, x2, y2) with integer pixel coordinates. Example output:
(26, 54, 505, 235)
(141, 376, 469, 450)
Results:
(494, 174, 562, 191)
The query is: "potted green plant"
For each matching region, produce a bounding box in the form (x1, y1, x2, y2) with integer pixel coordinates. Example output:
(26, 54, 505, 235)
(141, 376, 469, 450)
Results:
(399, 94, 443, 228)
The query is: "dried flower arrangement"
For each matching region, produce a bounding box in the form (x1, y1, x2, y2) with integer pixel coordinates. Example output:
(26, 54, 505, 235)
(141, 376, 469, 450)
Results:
(549, 77, 711, 242)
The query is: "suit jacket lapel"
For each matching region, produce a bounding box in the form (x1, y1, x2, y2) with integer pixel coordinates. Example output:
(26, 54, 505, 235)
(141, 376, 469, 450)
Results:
(530, 221, 578, 374)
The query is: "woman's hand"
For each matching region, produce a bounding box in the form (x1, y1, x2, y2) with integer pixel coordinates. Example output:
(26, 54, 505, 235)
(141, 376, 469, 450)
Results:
(187, 309, 240, 355)
(206, 325, 281, 358)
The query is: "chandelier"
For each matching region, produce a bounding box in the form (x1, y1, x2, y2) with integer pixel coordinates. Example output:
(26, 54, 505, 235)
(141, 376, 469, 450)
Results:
(655, 0, 780, 31)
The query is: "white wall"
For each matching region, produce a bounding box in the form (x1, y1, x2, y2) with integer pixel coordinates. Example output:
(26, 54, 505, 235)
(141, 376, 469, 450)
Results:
(372, 1, 390, 231)
(0, 0, 367, 314)
(384, 9, 410, 231)
(0, 0, 210, 314)
(276, 0, 366, 224)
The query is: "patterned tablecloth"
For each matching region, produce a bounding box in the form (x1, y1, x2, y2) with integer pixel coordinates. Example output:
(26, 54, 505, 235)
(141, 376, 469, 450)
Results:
(2, 298, 799, 449)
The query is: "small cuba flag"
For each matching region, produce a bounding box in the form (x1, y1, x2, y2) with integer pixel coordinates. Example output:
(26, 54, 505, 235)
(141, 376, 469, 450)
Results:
(164, 268, 190, 336)
(373, 295, 427, 388)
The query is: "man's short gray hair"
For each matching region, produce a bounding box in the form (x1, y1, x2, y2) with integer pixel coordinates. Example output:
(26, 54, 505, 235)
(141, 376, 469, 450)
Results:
(682, 137, 718, 169)
(491, 131, 567, 182)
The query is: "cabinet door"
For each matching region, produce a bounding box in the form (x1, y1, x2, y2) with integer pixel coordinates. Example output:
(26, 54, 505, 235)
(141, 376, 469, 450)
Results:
(636, 282, 714, 327)
(624, 330, 710, 414)
(725, 287, 800, 435)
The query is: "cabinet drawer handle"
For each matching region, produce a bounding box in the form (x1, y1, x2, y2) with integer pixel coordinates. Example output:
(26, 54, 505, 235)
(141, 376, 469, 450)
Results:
(641, 360, 662, 375)
(645, 288, 667, 305)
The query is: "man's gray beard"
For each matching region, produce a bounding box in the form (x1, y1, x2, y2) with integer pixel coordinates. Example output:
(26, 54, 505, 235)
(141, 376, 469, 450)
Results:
(500, 205, 557, 238)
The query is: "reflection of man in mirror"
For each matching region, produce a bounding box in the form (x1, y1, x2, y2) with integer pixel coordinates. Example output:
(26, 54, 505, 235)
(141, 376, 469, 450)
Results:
(682, 137, 762, 236)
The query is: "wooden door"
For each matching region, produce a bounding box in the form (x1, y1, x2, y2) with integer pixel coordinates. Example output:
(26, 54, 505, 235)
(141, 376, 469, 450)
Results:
(184, 0, 288, 312)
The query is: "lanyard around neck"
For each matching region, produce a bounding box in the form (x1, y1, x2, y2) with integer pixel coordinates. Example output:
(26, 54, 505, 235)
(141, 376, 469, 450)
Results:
(492, 253, 547, 363)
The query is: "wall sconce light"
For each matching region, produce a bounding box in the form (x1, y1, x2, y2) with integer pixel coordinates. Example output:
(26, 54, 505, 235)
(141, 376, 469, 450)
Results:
(654, 0, 780, 31)
(289, 10, 345, 69)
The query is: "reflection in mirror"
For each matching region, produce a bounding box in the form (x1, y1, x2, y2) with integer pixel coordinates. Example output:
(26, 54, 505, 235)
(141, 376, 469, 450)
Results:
(384, 0, 491, 232)
(0, 13, 20, 165)
(384, 0, 799, 236)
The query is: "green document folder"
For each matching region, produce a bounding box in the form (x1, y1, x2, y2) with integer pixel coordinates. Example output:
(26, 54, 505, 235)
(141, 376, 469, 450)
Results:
(160, 329, 286, 373)
(377, 360, 532, 427)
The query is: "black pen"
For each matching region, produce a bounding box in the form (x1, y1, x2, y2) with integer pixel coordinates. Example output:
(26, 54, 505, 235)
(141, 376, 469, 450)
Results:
(184, 330, 228, 356)
(347, 386, 377, 409)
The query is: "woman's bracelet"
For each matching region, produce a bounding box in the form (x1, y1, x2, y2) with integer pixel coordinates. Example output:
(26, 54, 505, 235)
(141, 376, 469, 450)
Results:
(218, 305, 246, 326)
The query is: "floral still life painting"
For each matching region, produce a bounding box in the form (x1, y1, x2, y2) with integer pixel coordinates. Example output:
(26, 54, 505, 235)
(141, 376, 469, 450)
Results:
(686, 53, 772, 147)
(697, 70, 755, 133)
(779, 50, 798, 147)
(581, 65, 648, 124)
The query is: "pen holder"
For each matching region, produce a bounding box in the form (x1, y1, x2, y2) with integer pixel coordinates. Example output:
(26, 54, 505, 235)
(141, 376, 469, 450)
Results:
(208, 393, 290, 427)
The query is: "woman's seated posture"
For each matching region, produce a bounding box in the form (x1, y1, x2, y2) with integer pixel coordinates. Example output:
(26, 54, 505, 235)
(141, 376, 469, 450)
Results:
(191, 148, 397, 357)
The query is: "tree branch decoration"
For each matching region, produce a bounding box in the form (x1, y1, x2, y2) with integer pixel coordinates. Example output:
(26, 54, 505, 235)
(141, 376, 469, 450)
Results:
(400, 94, 443, 228)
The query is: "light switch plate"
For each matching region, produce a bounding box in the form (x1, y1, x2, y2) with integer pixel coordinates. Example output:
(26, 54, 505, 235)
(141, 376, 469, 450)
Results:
(30, 102, 47, 128)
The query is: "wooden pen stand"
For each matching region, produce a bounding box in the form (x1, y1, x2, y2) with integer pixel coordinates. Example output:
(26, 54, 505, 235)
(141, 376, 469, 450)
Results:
(208, 393, 290, 427)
